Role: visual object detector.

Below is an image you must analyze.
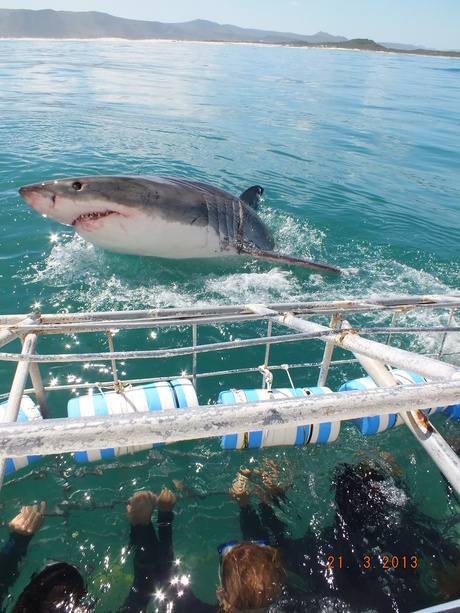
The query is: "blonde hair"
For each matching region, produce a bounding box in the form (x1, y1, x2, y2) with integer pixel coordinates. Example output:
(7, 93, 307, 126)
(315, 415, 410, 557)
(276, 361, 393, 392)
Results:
(218, 542, 286, 611)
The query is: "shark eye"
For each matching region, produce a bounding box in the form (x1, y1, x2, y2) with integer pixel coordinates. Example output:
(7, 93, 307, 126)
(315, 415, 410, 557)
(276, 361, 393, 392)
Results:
(72, 181, 83, 191)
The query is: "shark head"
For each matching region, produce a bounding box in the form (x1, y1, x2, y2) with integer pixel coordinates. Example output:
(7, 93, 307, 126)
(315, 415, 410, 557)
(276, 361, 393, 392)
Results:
(19, 176, 156, 227)
(20, 176, 151, 254)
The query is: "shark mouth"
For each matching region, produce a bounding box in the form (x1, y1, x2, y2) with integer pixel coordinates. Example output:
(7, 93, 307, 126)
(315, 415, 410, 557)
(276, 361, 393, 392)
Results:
(72, 211, 117, 226)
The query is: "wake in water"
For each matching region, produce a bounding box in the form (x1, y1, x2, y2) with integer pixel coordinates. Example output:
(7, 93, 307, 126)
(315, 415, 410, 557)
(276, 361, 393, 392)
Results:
(20, 226, 459, 315)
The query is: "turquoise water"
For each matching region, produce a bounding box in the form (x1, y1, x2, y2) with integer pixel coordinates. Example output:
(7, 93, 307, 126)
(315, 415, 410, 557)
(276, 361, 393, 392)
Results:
(1, 40, 460, 611)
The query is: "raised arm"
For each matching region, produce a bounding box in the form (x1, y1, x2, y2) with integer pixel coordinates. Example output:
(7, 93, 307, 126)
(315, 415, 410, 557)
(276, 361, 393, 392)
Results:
(0, 503, 45, 602)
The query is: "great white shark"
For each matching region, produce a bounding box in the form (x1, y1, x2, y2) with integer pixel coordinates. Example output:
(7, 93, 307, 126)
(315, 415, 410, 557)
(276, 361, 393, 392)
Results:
(18, 175, 341, 274)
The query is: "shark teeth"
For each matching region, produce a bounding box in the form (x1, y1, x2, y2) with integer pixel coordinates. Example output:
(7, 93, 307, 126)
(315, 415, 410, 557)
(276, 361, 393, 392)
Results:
(72, 211, 115, 225)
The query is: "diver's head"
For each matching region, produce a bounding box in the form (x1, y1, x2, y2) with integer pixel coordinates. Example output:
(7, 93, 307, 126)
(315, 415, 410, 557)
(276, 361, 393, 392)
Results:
(217, 541, 286, 612)
(12, 560, 86, 613)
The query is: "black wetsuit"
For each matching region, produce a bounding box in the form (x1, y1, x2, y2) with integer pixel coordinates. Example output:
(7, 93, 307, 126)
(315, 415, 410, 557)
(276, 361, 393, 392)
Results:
(117, 509, 177, 613)
(281, 462, 460, 613)
(0, 531, 34, 611)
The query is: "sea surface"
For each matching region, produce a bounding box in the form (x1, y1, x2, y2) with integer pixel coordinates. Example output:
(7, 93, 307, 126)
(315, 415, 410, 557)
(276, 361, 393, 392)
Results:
(1, 39, 460, 611)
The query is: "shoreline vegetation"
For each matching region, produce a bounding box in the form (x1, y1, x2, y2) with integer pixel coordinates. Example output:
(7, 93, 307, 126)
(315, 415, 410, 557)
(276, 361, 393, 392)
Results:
(290, 38, 460, 58)
(0, 9, 459, 59)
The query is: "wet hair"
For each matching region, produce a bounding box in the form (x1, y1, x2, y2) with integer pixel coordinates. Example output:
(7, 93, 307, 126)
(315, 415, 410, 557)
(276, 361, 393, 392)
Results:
(12, 561, 86, 613)
(218, 542, 286, 612)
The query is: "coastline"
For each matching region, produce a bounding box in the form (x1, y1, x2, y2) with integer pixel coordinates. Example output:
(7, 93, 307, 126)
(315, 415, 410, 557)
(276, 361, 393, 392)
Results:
(1, 36, 459, 58)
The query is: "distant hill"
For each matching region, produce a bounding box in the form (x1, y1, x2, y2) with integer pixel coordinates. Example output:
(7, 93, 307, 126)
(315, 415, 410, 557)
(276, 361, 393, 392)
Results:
(0, 9, 347, 44)
(379, 42, 427, 51)
(1, 9, 458, 58)
(330, 38, 387, 51)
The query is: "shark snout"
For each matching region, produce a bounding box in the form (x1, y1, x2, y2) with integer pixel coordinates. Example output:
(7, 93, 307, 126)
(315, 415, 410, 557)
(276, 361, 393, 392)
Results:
(19, 184, 43, 210)
(19, 182, 71, 223)
(19, 184, 34, 201)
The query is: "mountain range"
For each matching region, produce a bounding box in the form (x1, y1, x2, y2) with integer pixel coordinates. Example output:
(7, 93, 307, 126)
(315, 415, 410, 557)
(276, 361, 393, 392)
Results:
(0, 9, 346, 43)
(0, 9, 458, 57)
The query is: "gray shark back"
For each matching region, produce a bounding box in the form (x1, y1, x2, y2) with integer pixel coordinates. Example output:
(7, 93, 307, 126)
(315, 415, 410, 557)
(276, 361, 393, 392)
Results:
(147, 177, 275, 254)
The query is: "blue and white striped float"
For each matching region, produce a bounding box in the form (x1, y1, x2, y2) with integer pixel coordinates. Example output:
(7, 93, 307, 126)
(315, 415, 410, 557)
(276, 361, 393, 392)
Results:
(67, 378, 198, 462)
(339, 370, 445, 435)
(0, 396, 42, 475)
(218, 386, 340, 449)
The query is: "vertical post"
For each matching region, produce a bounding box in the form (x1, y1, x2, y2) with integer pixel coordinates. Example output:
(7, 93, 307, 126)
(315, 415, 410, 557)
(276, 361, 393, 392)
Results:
(263, 320, 273, 388)
(438, 307, 455, 358)
(0, 333, 37, 490)
(107, 331, 120, 391)
(192, 324, 197, 389)
(385, 309, 398, 346)
(28, 361, 50, 420)
(317, 312, 343, 387)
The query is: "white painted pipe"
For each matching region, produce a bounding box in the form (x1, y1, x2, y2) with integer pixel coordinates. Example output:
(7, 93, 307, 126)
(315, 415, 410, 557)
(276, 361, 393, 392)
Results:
(0, 380, 459, 458)
(247, 304, 460, 381)
(317, 313, 343, 387)
(28, 361, 51, 419)
(0, 334, 38, 487)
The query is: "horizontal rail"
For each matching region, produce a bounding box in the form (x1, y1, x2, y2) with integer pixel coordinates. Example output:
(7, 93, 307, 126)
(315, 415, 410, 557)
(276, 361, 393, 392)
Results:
(2, 313, 267, 334)
(0, 357, 360, 401)
(0, 381, 459, 457)
(1, 294, 459, 328)
(0, 332, 326, 363)
(0, 326, 458, 364)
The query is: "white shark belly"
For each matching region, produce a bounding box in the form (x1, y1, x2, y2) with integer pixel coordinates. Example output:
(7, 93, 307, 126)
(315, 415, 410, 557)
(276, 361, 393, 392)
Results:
(74, 215, 227, 259)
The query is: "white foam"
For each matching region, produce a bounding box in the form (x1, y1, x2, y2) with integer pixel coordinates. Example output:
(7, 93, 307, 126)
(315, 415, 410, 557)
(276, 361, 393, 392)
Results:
(204, 268, 300, 304)
(20, 232, 460, 343)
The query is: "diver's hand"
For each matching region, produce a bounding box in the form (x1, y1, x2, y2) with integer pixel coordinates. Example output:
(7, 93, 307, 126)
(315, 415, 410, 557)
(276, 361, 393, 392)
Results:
(10, 502, 45, 535)
(230, 472, 252, 507)
(127, 491, 157, 526)
(157, 489, 178, 513)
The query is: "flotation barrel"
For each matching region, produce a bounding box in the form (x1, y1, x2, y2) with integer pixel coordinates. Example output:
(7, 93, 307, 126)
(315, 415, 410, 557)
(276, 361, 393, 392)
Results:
(0, 396, 42, 474)
(218, 387, 340, 449)
(67, 379, 197, 462)
(443, 404, 460, 420)
(339, 369, 444, 435)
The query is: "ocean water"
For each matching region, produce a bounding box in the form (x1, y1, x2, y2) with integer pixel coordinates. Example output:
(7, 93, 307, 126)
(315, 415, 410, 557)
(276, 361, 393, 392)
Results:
(1, 39, 460, 611)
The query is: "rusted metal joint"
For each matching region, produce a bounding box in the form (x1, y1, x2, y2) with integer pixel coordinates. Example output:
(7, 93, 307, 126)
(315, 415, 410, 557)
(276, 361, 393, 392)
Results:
(409, 409, 432, 435)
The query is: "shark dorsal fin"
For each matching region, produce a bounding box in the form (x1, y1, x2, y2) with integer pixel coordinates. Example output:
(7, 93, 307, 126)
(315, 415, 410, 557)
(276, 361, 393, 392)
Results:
(239, 185, 264, 210)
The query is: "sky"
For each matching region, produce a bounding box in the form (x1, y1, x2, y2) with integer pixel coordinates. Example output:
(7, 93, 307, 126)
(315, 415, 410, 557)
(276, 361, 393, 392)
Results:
(0, 0, 459, 51)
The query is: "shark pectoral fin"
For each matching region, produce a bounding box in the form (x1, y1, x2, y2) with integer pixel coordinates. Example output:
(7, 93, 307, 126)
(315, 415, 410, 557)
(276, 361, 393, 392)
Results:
(239, 185, 264, 210)
(241, 247, 342, 274)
